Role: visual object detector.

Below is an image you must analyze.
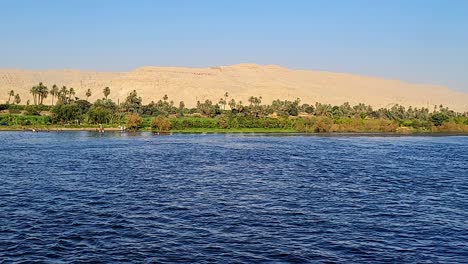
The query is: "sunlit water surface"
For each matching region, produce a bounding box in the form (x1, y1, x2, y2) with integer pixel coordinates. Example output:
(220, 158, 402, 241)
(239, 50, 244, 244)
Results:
(0, 132, 467, 263)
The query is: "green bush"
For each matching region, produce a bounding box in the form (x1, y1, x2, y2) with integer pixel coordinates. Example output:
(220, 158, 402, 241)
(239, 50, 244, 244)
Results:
(217, 115, 229, 129)
(24, 105, 42, 116)
(51, 104, 83, 123)
(126, 114, 142, 130)
(296, 117, 333, 132)
(0, 114, 51, 126)
(0, 104, 8, 111)
(431, 113, 449, 126)
(170, 117, 218, 130)
(150, 116, 171, 132)
(87, 106, 113, 124)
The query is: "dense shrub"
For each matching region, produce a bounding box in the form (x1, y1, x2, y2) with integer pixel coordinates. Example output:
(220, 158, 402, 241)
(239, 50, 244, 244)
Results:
(74, 100, 92, 114)
(24, 105, 42, 116)
(431, 122, 468, 133)
(0, 104, 8, 111)
(87, 107, 113, 124)
(233, 117, 294, 129)
(217, 115, 229, 129)
(51, 104, 83, 123)
(431, 113, 449, 126)
(126, 114, 142, 131)
(170, 117, 219, 130)
(330, 118, 398, 132)
(150, 116, 171, 132)
(296, 117, 332, 132)
(0, 114, 51, 126)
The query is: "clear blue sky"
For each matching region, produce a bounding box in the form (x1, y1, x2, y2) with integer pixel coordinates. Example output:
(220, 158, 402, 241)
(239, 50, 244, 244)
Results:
(1, 0, 467, 91)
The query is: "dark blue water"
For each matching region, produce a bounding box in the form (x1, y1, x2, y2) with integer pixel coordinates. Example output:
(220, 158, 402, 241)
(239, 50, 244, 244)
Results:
(0, 132, 467, 263)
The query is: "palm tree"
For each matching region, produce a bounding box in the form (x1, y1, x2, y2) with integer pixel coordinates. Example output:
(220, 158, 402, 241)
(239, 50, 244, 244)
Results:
(36, 82, 48, 105)
(30, 86, 38, 105)
(8, 90, 14, 104)
(228, 98, 236, 110)
(69, 88, 76, 102)
(103, 87, 110, 99)
(218, 98, 227, 110)
(59, 86, 68, 104)
(86, 89, 92, 101)
(14, 94, 21, 105)
(223, 92, 230, 110)
(50, 84, 59, 105)
(236, 100, 243, 110)
(248, 96, 254, 106)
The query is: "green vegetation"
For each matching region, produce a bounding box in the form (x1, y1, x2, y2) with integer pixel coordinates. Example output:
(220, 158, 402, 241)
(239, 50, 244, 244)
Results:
(151, 116, 171, 132)
(126, 114, 142, 131)
(1, 82, 468, 133)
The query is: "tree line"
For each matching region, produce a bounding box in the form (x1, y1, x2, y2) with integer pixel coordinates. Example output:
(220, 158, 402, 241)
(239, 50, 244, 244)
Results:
(2, 82, 468, 132)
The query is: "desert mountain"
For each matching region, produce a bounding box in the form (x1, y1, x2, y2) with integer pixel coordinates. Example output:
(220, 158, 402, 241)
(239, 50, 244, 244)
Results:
(0, 63, 467, 111)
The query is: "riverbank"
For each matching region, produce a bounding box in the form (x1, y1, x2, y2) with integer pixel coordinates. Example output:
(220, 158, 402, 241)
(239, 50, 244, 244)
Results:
(2, 126, 468, 135)
(2, 112, 468, 134)
(0, 126, 297, 133)
(0, 126, 123, 132)
(2, 90, 468, 136)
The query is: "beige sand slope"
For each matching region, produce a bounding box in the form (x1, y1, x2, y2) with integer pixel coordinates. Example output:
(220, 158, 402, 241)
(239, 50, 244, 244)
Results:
(0, 63, 467, 111)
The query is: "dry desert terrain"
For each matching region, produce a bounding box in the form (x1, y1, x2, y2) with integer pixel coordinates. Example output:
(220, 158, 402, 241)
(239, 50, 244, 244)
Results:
(0, 63, 467, 111)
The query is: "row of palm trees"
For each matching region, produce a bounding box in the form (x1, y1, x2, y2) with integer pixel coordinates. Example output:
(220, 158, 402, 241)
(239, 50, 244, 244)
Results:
(25, 83, 111, 105)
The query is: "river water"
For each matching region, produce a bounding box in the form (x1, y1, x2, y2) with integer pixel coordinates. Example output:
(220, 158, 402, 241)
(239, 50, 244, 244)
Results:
(0, 132, 467, 263)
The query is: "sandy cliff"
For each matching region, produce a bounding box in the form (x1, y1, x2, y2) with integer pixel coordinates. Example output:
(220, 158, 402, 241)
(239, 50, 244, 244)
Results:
(0, 63, 467, 111)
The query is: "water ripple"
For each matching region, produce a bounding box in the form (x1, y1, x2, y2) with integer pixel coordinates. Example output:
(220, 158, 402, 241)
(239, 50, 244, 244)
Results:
(0, 132, 467, 263)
